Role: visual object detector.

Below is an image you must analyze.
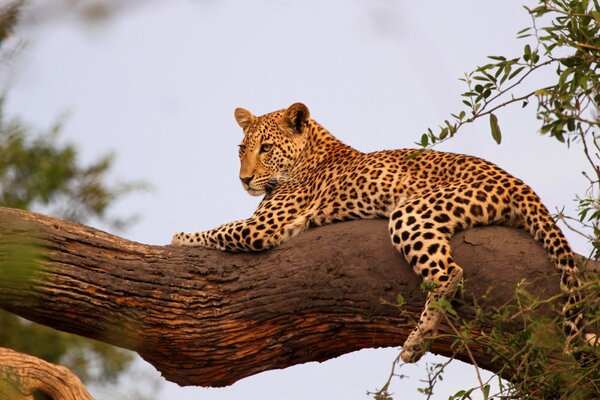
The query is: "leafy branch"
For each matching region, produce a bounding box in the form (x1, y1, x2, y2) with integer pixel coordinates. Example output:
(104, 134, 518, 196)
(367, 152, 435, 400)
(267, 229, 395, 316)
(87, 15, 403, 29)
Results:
(394, 1, 600, 380)
(373, 275, 599, 399)
(419, 1, 599, 148)
(418, 0, 600, 258)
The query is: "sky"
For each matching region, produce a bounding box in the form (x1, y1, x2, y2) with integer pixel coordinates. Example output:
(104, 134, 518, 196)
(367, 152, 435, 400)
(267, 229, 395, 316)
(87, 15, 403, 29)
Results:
(2, 0, 593, 399)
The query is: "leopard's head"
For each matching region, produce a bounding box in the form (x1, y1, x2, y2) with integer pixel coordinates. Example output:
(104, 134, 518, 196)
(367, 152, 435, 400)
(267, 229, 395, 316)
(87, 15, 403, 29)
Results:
(235, 102, 310, 196)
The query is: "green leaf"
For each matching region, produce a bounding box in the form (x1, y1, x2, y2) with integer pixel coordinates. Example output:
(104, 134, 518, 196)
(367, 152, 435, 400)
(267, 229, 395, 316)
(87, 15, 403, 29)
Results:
(482, 384, 490, 399)
(489, 113, 502, 144)
(508, 66, 526, 80)
(579, 207, 590, 222)
(395, 293, 405, 305)
(554, 131, 565, 143)
(523, 44, 531, 61)
(439, 127, 448, 140)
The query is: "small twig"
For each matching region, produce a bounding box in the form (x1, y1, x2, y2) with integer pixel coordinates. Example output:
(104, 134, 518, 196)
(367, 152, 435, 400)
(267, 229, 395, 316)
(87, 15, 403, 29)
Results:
(580, 130, 600, 183)
(423, 358, 454, 400)
(557, 213, 595, 241)
(372, 352, 403, 399)
(575, 42, 600, 52)
(471, 86, 552, 122)
(442, 315, 488, 399)
(483, 59, 553, 107)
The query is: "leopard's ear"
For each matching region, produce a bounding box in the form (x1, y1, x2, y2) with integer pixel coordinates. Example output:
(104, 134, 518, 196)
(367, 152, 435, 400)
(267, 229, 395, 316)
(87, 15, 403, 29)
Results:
(234, 107, 256, 130)
(284, 102, 310, 134)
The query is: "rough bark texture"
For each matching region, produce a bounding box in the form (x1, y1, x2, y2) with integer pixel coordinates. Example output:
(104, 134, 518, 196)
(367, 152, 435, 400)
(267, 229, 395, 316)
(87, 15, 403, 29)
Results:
(0, 206, 597, 387)
(0, 347, 93, 400)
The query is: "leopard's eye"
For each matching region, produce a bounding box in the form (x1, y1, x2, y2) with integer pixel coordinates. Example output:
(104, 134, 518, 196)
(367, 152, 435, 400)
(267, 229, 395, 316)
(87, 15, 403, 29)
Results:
(238, 144, 246, 152)
(260, 143, 273, 153)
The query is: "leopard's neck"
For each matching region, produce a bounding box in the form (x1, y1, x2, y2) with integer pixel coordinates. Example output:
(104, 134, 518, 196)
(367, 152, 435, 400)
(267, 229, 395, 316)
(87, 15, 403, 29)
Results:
(298, 120, 360, 165)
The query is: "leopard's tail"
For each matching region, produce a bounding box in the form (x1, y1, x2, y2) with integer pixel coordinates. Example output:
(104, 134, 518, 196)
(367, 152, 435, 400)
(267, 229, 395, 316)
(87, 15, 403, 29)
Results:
(511, 182, 590, 345)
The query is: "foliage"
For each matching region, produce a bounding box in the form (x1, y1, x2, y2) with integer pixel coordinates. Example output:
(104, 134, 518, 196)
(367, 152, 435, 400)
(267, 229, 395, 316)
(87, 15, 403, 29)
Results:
(0, 6, 146, 385)
(372, 278, 600, 399)
(0, 1, 21, 44)
(419, 0, 600, 258)
(463, 277, 599, 399)
(375, 0, 600, 398)
(0, 104, 144, 229)
(0, 312, 133, 383)
(0, 100, 146, 384)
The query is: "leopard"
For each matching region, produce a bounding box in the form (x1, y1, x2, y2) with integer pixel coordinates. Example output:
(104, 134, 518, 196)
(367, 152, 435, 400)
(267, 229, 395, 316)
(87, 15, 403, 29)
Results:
(172, 102, 594, 363)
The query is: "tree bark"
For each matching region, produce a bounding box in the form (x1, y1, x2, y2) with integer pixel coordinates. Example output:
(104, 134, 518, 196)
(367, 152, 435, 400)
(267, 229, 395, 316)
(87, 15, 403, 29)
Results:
(0, 347, 93, 400)
(0, 206, 597, 387)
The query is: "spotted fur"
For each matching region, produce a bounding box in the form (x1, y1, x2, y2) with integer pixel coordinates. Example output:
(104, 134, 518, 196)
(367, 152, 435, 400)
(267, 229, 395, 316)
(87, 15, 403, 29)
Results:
(172, 103, 590, 362)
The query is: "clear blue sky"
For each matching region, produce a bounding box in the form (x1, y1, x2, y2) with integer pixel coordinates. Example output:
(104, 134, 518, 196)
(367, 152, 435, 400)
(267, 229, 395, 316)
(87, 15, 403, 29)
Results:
(3, 0, 591, 399)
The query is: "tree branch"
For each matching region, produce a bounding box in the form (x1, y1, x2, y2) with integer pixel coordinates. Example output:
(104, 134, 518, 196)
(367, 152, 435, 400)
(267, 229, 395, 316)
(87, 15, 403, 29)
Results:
(0, 206, 597, 387)
(0, 347, 93, 400)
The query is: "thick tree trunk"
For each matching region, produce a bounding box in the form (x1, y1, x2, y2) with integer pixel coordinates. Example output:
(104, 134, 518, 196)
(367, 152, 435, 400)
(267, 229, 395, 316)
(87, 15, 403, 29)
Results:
(0, 347, 93, 400)
(0, 206, 597, 387)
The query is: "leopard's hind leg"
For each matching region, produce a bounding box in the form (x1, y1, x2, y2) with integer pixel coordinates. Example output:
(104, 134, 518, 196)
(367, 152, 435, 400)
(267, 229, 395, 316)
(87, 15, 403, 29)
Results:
(388, 202, 467, 361)
(388, 182, 508, 362)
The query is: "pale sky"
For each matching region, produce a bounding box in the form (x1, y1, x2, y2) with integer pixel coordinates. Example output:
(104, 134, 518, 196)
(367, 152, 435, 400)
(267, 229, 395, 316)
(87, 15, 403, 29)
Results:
(3, 0, 592, 399)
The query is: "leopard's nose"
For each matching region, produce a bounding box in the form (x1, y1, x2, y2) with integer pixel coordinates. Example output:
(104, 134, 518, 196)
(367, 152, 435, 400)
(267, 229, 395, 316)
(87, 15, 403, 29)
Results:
(240, 176, 253, 185)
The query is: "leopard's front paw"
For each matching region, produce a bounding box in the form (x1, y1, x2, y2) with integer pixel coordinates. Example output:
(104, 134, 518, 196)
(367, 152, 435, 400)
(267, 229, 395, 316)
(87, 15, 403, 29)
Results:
(400, 331, 429, 363)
